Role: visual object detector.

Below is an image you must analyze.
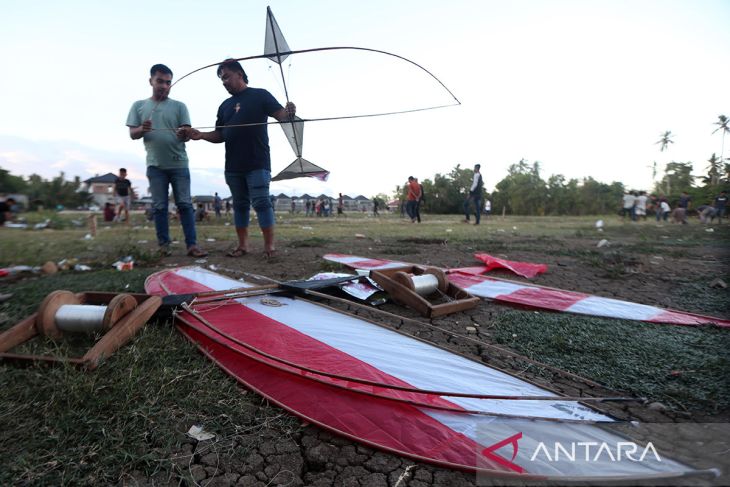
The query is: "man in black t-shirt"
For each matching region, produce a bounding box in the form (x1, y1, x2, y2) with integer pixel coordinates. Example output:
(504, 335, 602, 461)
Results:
(0, 197, 16, 226)
(114, 167, 132, 224)
(715, 190, 728, 224)
(185, 59, 295, 258)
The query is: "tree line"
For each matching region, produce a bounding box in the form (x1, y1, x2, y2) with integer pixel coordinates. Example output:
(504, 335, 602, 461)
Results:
(393, 157, 728, 216)
(392, 115, 730, 215)
(0, 168, 91, 210)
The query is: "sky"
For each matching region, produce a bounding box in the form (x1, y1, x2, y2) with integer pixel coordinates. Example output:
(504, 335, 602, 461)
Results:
(1, 0, 728, 199)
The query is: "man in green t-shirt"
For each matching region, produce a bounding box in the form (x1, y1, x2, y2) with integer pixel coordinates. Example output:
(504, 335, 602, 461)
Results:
(126, 64, 207, 257)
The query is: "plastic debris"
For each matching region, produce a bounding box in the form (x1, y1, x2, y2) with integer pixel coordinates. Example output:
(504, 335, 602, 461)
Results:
(205, 238, 216, 242)
(597, 239, 609, 248)
(595, 219, 604, 229)
(41, 261, 58, 274)
(113, 256, 135, 271)
(187, 425, 216, 441)
(0, 265, 35, 278)
(34, 219, 51, 230)
(355, 233, 366, 239)
(83, 233, 94, 240)
(74, 264, 92, 271)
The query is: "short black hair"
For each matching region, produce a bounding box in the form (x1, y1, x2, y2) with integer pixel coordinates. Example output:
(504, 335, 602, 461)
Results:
(5, 197, 15, 203)
(475, 164, 481, 170)
(217, 58, 248, 83)
(119, 168, 127, 173)
(150, 64, 173, 77)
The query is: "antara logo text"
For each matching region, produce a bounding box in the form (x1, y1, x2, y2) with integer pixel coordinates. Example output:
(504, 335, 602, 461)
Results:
(530, 441, 662, 463)
(481, 433, 662, 473)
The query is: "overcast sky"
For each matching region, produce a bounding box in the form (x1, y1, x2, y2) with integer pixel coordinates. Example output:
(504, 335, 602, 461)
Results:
(1, 0, 728, 198)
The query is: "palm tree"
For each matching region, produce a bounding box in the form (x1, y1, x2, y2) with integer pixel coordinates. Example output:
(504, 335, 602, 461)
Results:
(704, 153, 722, 187)
(656, 130, 674, 152)
(656, 131, 674, 194)
(712, 115, 729, 165)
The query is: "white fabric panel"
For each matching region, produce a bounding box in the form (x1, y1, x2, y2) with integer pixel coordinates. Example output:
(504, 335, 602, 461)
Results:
(567, 296, 660, 321)
(462, 279, 528, 298)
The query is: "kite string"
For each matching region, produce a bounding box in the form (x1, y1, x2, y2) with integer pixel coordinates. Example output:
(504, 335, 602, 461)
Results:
(150, 102, 460, 132)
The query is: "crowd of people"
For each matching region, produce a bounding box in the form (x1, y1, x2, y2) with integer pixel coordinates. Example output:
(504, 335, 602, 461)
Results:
(621, 190, 726, 224)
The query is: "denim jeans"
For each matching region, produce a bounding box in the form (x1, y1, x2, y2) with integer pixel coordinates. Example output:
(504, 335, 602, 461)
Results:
(225, 169, 274, 229)
(464, 194, 482, 224)
(146, 165, 197, 247)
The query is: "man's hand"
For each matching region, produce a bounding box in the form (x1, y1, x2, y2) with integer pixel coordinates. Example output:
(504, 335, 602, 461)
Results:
(285, 102, 296, 117)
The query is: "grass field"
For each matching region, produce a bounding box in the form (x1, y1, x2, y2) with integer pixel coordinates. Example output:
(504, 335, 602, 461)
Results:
(1, 211, 728, 485)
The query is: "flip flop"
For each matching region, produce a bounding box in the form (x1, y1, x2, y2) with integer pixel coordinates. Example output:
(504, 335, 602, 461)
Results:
(226, 247, 248, 257)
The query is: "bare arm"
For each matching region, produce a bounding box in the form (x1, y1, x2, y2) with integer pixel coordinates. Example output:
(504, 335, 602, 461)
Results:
(272, 102, 296, 123)
(180, 127, 224, 143)
(128, 119, 152, 140)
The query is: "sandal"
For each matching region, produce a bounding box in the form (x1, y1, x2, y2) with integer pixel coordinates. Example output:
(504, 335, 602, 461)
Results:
(263, 249, 278, 261)
(187, 246, 209, 258)
(226, 247, 248, 258)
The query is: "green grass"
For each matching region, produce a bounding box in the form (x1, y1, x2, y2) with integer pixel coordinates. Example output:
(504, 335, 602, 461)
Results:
(491, 310, 730, 413)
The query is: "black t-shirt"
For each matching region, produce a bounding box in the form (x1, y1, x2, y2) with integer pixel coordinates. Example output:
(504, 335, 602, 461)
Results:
(0, 201, 10, 225)
(215, 87, 283, 173)
(115, 177, 132, 197)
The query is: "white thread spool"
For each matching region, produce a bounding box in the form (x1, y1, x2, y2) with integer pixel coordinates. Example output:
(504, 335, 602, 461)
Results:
(36, 291, 139, 339)
(55, 305, 107, 332)
(393, 271, 442, 296)
(410, 274, 439, 296)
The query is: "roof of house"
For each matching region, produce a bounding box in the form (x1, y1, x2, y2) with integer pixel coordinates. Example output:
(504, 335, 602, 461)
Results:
(84, 173, 117, 184)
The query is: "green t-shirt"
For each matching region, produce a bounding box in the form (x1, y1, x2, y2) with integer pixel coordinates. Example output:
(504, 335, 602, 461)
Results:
(126, 98, 191, 168)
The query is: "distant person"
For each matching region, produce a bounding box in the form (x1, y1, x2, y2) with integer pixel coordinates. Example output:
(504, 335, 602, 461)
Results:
(183, 58, 295, 258)
(291, 199, 296, 213)
(126, 63, 207, 257)
(463, 164, 483, 225)
(406, 176, 421, 223)
(416, 179, 424, 223)
(103, 202, 116, 222)
(337, 193, 344, 216)
(225, 200, 232, 216)
(213, 192, 222, 218)
(0, 197, 16, 226)
(373, 198, 380, 216)
(484, 198, 491, 218)
(305, 199, 311, 216)
(195, 203, 208, 222)
(114, 167, 132, 224)
(659, 199, 671, 222)
(697, 204, 718, 224)
(635, 191, 648, 221)
(675, 191, 692, 224)
(621, 191, 636, 221)
(714, 190, 727, 223)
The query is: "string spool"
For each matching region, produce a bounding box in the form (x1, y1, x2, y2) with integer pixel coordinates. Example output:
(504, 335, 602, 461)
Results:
(393, 272, 440, 296)
(35, 291, 138, 339)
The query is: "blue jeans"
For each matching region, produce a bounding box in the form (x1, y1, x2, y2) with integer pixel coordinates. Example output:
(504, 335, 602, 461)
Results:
(464, 194, 482, 224)
(225, 169, 274, 229)
(405, 200, 418, 221)
(147, 166, 197, 247)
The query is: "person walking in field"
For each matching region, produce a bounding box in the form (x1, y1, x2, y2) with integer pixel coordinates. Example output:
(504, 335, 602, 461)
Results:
(463, 164, 483, 225)
(113, 168, 132, 224)
(405, 176, 421, 223)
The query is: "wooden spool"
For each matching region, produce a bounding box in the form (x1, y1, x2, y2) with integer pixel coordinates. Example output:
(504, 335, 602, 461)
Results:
(36, 290, 80, 339)
(35, 291, 138, 339)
